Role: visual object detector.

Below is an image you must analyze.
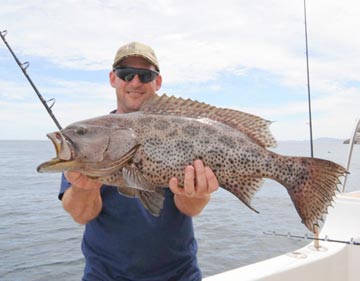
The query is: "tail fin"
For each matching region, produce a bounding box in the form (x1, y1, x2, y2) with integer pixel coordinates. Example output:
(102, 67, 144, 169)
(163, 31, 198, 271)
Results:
(281, 157, 347, 232)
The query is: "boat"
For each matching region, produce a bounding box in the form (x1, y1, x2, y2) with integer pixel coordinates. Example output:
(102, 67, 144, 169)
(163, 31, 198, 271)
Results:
(203, 118, 360, 281)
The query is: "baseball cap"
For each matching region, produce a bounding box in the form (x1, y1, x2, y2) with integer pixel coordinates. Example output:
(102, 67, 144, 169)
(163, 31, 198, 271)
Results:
(112, 42, 160, 72)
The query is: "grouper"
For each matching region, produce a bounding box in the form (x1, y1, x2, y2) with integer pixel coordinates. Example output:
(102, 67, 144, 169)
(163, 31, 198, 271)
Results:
(37, 94, 347, 232)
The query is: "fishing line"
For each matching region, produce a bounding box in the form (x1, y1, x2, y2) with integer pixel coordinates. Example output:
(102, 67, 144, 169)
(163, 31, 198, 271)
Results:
(0, 29, 63, 130)
(264, 231, 360, 246)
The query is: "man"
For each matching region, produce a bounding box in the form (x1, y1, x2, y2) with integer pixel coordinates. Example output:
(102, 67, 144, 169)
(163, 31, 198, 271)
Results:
(60, 42, 219, 281)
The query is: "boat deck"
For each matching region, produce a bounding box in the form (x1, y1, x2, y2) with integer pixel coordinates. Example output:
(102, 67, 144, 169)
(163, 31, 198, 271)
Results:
(347, 191, 360, 198)
(204, 192, 360, 281)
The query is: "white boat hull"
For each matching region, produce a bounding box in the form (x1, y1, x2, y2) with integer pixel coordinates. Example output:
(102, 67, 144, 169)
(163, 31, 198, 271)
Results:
(204, 192, 360, 281)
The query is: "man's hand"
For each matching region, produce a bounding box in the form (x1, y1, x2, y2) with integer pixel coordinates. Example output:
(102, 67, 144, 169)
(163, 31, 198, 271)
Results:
(169, 160, 219, 216)
(65, 171, 102, 190)
(62, 171, 103, 224)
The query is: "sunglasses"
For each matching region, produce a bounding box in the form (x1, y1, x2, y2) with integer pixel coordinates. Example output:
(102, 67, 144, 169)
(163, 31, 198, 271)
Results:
(113, 67, 159, 83)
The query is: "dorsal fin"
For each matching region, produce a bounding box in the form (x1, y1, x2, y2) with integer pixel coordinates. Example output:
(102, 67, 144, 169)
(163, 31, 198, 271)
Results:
(140, 94, 277, 148)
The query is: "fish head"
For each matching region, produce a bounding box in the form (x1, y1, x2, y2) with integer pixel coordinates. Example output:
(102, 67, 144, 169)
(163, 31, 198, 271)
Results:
(37, 120, 138, 176)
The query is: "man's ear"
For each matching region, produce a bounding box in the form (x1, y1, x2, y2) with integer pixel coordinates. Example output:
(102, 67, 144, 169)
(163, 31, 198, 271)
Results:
(109, 71, 116, 88)
(155, 74, 162, 91)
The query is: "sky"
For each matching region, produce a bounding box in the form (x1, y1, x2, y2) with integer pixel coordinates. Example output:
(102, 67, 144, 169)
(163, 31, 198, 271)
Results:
(0, 0, 359, 141)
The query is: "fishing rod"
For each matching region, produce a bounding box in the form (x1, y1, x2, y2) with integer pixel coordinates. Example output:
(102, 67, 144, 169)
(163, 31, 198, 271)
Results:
(0, 29, 63, 130)
(303, 0, 321, 249)
(264, 231, 360, 246)
(303, 0, 314, 158)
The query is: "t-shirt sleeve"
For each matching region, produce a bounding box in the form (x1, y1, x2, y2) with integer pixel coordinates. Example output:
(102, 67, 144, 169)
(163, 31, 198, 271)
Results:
(58, 173, 71, 200)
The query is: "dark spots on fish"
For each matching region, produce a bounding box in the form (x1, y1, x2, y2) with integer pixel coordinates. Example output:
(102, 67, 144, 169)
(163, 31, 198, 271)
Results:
(240, 156, 250, 165)
(264, 162, 271, 172)
(200, 139, 210, 145)
(167, 130, 178, 137)
(217, 135, 236, 149)
(136, 117, 150, 127)
(182, 125, 199, 137)
(204, 126, 217, 135)
(153, 120, 170, 130)
(144, 137, 162, 148)
(207, 149, 218, 155)
(175, 140, 194, 153)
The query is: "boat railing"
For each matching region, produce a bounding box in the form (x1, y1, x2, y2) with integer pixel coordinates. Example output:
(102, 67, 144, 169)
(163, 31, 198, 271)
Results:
(342, 117, 360, 192)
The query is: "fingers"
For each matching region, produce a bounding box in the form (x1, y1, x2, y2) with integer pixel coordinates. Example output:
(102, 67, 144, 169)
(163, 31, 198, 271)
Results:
(194, 160, 207, 194)
(168, 160, 219, 198)
(64, 171, 102, 190)
(192, 160, 219, 196)
(169, 177, 183, 195)
(204, 166, 219, 193)
(184, 165, 196, 196)
(64, 171, 82, 184)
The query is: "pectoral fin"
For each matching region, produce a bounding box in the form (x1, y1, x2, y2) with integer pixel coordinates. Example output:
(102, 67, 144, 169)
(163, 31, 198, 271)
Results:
(117, 186, 165, 216)
(122, 165, 157, 192)
(138, 188, 165, 216)
(117, 165, 165, 216)
(117, 186, 138, 198)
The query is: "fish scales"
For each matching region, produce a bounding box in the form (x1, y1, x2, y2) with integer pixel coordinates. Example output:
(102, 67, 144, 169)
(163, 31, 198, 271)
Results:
(37, 94, 347, 232)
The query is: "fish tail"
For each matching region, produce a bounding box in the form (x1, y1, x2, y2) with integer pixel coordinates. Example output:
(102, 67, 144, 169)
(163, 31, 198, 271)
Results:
(278, 157, 347, 232)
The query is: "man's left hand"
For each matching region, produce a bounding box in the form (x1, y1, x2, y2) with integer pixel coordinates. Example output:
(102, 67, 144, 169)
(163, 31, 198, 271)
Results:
(169, 159, 219, 216)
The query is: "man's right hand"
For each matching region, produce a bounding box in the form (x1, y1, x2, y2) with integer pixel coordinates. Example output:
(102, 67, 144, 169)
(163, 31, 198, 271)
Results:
(62, 171, 103, 224)
(64, 171, 103, 190)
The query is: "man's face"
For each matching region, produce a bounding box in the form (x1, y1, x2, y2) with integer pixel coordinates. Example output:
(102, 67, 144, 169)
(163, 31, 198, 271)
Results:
(109, 56, 162, 113)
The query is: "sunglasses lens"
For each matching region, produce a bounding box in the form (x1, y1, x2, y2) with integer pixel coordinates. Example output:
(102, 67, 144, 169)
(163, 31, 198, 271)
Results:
(140, 71, 157, 83)
(115, 67, 158, 83)
(115, 69, 136, 82)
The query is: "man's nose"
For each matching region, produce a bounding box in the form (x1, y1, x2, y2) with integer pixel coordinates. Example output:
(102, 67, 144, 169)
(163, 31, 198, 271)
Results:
(129, 74, 143, 85)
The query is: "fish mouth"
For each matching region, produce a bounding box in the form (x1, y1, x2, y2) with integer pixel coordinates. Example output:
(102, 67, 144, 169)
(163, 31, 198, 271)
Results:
(37, 132, 79, 173)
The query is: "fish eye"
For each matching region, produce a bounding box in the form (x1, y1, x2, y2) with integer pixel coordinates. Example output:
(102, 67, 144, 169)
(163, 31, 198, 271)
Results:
(75, 127, 87, 135)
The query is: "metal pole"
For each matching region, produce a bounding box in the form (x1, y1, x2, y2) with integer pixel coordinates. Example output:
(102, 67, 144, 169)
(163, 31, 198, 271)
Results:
(304, 0, 314, 158)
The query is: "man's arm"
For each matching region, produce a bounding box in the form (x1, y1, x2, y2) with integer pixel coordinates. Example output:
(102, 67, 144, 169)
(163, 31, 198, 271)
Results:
(169, 160, 219, 216)
(61, 171, 103, 224)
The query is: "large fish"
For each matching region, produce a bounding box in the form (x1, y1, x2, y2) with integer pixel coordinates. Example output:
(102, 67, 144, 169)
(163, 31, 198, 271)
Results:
(37, 94, 347, 232)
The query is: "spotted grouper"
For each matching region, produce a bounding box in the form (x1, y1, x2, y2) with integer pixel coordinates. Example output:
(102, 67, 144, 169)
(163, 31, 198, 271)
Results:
(37, 94, 347, 232)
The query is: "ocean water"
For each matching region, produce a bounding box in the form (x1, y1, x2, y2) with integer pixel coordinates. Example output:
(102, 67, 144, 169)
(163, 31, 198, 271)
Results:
(0, 139, 359, 280)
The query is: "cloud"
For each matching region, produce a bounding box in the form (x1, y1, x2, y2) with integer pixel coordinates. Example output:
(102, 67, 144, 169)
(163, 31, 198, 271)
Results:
(1, 0, 359, 140)
(2, 1, 358, 86)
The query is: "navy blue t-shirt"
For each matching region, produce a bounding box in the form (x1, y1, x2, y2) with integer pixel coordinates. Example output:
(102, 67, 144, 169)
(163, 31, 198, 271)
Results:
(60, 174, 201, 281)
